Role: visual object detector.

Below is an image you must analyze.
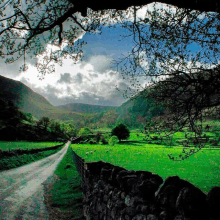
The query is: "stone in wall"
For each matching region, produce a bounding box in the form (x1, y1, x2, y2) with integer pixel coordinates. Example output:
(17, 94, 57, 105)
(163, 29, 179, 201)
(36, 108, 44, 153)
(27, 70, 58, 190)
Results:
(176, 186, 207, 220)
(206, 186, 220, 220)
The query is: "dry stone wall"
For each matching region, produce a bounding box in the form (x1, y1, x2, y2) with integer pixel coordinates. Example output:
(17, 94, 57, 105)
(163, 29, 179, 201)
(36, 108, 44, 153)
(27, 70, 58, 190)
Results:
(74, 157, 220, 220)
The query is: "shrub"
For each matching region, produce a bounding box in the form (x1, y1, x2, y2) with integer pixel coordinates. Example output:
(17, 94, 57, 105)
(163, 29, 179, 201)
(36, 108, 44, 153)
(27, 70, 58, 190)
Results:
(99, 136, 108, 145)
(108, 135, 119, 146)
(94, 132, 102, 143)
(78, 127, 92, 139)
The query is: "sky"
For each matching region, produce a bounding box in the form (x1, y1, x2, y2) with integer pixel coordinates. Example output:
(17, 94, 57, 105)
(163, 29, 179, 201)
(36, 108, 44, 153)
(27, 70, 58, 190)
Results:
(2, 4, 150, 107)
(0, 2, 159, 107)
(0, 24, 140, 107)
(1, 3, 213, 107)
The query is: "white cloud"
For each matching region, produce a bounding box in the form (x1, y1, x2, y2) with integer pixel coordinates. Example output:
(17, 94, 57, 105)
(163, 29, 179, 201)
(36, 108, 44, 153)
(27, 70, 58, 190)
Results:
(10, 52, 131, 106)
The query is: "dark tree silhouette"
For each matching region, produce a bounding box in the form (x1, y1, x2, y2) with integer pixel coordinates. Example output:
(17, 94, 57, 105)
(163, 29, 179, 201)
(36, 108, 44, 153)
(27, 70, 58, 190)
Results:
(37, 117, 50, 130)
(111, 124, 130, 141)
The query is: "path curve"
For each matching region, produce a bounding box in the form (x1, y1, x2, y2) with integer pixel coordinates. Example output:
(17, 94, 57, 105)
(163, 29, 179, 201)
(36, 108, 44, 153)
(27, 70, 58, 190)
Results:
(0, 141, 70, 220)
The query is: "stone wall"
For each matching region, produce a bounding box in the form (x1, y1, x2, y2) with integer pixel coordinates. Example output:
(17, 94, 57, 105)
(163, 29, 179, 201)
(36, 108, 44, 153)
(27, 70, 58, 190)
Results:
(80, 161, 220, 220)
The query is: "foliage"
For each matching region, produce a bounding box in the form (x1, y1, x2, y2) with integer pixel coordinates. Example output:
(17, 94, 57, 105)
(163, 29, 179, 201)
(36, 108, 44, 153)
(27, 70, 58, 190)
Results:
(78, 127, 92, 139)
(48, 119, 76, 139)
(108, 135, 119, 146)
(99, 133, 109, 145)
(94, 132, 102, 143)
(111, 123, 130, 141)
(0, 98, 22, 126)
(62, 123, 77, 138)
(37, 116, 50, 130)
(114, 4, 220, 159)
(23, 112, 34, 123)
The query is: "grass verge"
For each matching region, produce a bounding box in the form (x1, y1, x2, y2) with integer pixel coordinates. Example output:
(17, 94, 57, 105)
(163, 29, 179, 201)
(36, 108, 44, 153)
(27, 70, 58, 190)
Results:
(46, 146, 84, 219)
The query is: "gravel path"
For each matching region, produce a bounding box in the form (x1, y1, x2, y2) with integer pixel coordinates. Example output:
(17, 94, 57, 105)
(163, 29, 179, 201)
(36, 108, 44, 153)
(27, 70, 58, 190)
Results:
(0, 141, 70, 220)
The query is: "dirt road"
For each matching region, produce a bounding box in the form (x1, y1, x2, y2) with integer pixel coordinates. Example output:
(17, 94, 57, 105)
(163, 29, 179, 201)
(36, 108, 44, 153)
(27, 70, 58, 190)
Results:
(0, 141, 70, 220)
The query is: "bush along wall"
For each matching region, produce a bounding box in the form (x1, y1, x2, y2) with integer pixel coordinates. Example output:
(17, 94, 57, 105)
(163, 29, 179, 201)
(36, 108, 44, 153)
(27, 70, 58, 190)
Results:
(80, 161, 220, 220)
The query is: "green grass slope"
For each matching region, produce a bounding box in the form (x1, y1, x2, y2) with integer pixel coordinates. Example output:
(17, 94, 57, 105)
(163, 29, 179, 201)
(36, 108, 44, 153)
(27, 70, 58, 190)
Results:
(0, 75, 57, 118)
(0, 75, 89, 124)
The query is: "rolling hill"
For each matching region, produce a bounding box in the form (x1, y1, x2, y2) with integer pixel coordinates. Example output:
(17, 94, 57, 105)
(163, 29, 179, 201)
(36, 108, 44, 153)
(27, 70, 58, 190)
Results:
(0, 75, 57, 119)
(93, 91, 164, 129)
(0, 75, 116, 128)
(0, 75, 161, 129)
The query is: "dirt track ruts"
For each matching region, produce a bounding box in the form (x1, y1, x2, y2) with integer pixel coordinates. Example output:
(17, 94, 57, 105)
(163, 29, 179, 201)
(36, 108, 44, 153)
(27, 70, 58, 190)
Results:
(0, 141, 70, 220)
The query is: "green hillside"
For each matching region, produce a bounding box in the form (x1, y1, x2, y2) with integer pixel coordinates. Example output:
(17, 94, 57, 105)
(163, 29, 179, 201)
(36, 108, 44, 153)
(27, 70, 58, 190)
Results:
(0, 75, 57, 119)
(0, 75, 90, 126)
(56, 103, 116, 114)
(93, 91, 164, 129)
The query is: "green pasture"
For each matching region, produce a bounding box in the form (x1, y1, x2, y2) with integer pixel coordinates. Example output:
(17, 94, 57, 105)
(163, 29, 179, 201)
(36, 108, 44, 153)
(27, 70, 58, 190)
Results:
(72, 142, 220, 193)
(0, 141, 63, 151)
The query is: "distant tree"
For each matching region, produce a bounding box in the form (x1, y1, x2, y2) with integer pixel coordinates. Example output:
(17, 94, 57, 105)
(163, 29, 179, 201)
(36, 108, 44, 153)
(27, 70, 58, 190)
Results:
(78, 127, 92, 139)
(24, 113, 34, 123)
(49, 120, 62, 134)
(99, 134, 109, 145)
(7, 116, 22, 127)
(63, 123, 76, 138)
(94, 131, 102, 143)
(108, 135, 119, 146)
(111, 124, 130, 141)
(37, 117, 50, 130)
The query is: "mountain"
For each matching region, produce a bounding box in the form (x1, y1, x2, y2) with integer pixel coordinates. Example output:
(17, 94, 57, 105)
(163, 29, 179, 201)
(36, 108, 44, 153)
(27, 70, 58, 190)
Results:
(56, 103, 116, 114)
(93, 91, 164, 129)
(0, 75, 161, 129)
(0, 75, 116, 128)
(0, 75, 57, 119)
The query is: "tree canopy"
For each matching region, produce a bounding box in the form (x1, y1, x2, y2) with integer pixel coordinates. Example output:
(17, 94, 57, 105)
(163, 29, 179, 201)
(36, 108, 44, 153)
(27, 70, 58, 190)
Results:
(1, 0, 219, 76)
(78, 127, 92, 139)
(111, 124, 130, 141)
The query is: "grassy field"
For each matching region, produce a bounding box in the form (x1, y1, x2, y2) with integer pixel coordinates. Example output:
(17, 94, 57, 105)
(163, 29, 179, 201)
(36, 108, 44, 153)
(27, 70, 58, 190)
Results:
(0, 141, 63, 151)
(72, 140, 220, 193)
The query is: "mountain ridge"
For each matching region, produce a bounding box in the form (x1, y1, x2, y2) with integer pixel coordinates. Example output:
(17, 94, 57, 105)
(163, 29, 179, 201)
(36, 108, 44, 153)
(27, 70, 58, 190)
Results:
(0, 74, 158, 129)
(56, 102, 117, 114)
